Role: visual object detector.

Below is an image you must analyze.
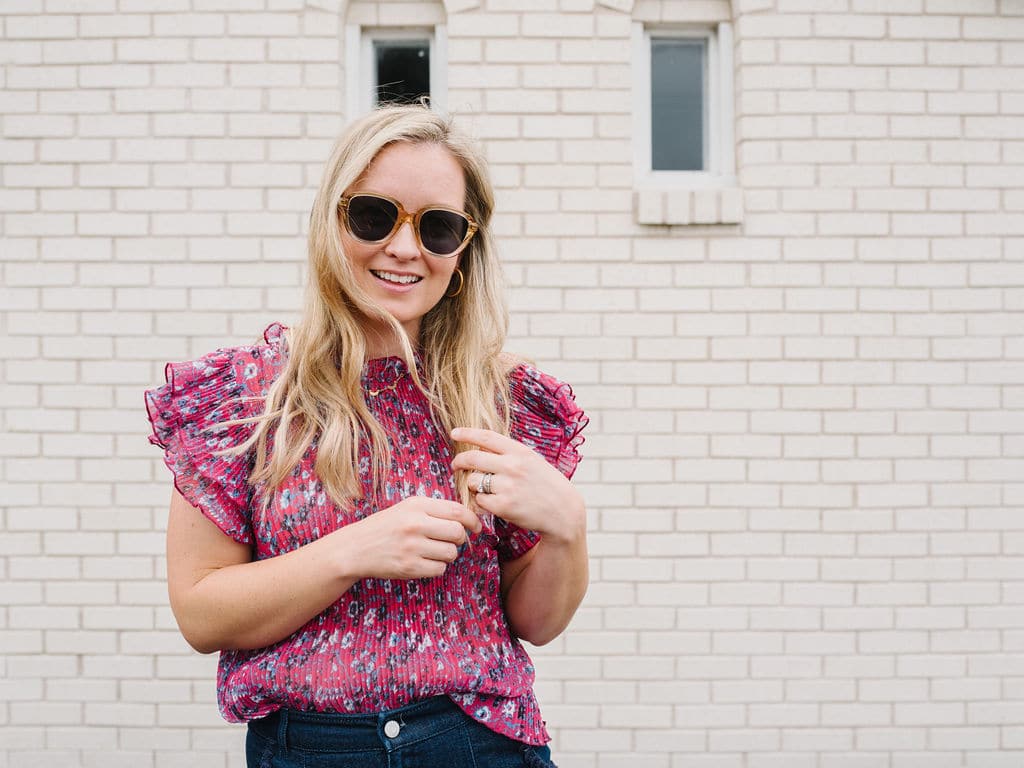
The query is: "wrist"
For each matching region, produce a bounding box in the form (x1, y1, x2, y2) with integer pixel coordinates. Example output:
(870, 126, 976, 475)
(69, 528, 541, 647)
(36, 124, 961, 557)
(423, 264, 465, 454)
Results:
(320, 524, 363, 585)
(541, 492, 587, 548)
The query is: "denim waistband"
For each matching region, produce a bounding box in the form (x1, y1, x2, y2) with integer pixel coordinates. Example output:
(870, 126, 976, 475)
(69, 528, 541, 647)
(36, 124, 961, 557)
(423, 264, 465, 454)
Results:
(249, 695, 464, 753)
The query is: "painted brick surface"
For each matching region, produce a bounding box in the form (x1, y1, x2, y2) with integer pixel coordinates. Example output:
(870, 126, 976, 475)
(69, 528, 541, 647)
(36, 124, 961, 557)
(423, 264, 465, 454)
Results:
(2, 0, 1023, 765)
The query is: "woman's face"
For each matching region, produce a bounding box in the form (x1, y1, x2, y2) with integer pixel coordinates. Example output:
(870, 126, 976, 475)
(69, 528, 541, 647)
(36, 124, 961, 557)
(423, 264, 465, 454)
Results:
(340, 141, 466, 356)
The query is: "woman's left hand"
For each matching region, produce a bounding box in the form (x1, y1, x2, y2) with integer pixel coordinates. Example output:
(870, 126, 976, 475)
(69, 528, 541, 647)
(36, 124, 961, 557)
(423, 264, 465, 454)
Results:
(450, 427, 585, 546)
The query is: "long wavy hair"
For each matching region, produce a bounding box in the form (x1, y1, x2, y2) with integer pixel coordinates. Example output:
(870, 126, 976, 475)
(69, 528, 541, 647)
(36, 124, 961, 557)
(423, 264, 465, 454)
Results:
(231, 106, 513, 507)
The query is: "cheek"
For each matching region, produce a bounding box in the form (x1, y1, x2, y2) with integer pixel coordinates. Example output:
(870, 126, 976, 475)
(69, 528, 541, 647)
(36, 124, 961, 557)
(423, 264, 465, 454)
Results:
(342, 237, 377, 270)
(425, 257, 457, 285)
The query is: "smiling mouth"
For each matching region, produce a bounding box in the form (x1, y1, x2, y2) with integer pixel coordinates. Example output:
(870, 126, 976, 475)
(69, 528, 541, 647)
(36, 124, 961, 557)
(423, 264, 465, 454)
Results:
(371, 270, 423, 285)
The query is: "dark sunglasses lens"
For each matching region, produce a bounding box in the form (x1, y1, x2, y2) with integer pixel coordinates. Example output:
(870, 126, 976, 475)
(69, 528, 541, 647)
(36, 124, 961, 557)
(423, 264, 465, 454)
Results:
(347, 196, 398, 241)
(420, 209, 470, 255)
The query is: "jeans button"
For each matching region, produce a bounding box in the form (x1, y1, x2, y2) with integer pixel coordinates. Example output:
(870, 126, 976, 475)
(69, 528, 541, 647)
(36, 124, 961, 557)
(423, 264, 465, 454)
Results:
(384, 719, 401, 738)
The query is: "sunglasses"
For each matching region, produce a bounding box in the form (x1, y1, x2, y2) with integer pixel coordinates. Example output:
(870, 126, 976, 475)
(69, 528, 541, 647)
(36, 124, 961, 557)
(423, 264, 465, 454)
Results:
(339, 193, 478, 258)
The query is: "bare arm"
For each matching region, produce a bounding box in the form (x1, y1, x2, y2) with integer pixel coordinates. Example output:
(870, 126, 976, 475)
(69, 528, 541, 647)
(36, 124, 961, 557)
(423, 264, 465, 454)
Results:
(166, 488, 481, 654)
(499, 500, 588, 646)
(450, 427, 589, 647)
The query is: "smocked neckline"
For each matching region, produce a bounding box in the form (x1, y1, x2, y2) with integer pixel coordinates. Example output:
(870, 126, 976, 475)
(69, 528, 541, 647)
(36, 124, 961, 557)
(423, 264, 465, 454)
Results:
(262, 322, 421, 384)
(362, 351, 422, 383)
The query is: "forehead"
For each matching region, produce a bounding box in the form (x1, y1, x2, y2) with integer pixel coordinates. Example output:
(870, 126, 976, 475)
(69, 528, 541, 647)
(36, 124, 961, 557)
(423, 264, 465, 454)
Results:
(356, 141, 466, 210)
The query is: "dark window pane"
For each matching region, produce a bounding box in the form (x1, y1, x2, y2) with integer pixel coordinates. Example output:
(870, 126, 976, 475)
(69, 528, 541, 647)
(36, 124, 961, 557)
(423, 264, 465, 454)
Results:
(374, 40, 430, 107)
(651, 38, 706, 171)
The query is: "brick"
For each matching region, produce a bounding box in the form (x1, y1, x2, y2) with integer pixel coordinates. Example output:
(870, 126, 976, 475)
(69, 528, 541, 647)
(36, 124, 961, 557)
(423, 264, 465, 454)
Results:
(780, 40, 851, 64)
(80, 13, 150, 37)
(521, 13, 593, 37)
(10, 702, 82, 725)
(925, 0, 994, 10)
(601, 705, 672, 728)
(929, 41, 999, 66)
(559, 728, 631, 753)
(6, 212, 76, 236)
(928, 91, 999, 116)
(853, 40, 924, 65)
(890, 14, 961, 38)
(968, 702, 1024, 726)
(814, 14, 886, 38)
(484, 38, 557, 63)
(783, 727, 853, 750)
(738, 14, 812, 38)
(41, 187, 115, 211)
(708, 729, 779, 752)
(673, 703, 746, 728)
(930, 727, 999, 750)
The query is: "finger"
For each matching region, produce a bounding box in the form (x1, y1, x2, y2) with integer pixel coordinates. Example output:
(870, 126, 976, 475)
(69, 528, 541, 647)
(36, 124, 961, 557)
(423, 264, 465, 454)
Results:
(410, 558, 448, 579)
(451, 449, 504, 475)
(465, 472, 504, 497)
(420, 540, 460, 564)
(422, 499, 482, 534)
(423, 517, 468, 545)
(451, 427, 522, 454)
(465, 472, 484, 494)
(471, 489, 502, 517)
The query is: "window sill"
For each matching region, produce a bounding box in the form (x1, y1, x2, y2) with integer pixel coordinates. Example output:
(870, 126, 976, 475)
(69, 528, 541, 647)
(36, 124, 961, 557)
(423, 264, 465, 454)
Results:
(633, 186, 743, 226)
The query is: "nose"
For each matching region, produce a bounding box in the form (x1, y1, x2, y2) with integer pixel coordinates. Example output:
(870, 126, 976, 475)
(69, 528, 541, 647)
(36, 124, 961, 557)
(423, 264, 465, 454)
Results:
(384, 218, 421, 260)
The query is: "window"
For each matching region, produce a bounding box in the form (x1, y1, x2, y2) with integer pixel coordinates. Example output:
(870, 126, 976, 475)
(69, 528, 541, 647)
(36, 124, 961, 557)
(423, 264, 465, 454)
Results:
(345, 26, 448, 117)
(373, 38, 430, 106)
(651, 37, 706, 171)
(633, 23, 735, 188)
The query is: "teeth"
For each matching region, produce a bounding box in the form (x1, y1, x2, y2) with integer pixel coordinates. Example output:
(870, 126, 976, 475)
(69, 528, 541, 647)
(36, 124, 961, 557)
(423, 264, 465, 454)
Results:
(372, 270, 422, 285)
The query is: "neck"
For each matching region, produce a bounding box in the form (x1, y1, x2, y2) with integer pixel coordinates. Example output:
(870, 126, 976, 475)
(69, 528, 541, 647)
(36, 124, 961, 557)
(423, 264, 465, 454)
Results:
(362, 321, 419, 360)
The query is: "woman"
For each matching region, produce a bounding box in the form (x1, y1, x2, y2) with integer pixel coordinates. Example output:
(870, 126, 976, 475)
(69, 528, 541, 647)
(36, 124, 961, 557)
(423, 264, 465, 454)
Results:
(145, 105, 588, 768)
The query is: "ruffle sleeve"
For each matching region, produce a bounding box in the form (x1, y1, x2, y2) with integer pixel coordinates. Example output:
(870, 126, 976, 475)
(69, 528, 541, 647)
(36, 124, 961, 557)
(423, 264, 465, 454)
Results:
(144, 324, 286, 545)
(507, 363, 588, 480)
(496, 363, 589, 561)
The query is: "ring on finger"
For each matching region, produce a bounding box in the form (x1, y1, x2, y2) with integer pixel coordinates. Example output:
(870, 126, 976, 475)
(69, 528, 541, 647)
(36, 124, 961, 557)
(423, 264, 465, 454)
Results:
(477, 472, 495, 494)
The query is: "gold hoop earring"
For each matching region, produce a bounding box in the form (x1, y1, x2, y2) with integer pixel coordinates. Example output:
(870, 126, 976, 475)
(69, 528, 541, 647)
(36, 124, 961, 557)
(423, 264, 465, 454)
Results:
(445, 268, 464, 298)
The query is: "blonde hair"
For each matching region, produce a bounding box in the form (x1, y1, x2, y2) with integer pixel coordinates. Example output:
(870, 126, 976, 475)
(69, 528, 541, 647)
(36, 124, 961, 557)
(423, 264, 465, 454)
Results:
(233, 105, 513, 507)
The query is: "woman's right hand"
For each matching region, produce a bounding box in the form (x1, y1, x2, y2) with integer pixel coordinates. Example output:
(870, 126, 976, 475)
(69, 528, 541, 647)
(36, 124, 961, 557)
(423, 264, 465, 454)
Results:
(168, 491, 483, 653)
(341, 497, 482, 581)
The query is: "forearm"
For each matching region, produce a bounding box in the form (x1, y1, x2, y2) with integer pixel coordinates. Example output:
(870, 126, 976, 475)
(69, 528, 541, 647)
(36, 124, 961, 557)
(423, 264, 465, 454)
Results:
(173, 531, 358, 654)
(168, 493, 478, 654)
(503, 531, 588, 646)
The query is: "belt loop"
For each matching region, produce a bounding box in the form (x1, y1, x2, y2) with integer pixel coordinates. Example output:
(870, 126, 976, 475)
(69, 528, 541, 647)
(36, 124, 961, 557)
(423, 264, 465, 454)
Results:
(276, 709, 289, 752)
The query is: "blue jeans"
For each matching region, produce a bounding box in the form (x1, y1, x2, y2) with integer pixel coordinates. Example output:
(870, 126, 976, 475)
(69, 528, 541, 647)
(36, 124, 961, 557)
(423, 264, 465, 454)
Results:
(245, 695, 557, 768)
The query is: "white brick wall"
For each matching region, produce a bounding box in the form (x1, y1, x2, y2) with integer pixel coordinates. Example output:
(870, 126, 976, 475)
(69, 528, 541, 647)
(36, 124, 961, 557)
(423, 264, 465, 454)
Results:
(2, 0, 1024, 765)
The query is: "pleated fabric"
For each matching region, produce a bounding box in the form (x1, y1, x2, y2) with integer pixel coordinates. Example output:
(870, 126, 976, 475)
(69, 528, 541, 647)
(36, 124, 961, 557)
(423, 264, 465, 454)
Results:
(144, 323, 587, 746)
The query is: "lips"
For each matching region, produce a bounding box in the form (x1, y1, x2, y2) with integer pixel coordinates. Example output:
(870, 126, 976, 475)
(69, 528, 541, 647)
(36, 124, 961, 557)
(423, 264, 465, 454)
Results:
(371, 269, 423, 285)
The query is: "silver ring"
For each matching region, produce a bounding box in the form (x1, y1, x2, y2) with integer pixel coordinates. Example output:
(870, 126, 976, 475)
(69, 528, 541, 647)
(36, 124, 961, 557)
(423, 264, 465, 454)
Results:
(478, 472, 494, 494)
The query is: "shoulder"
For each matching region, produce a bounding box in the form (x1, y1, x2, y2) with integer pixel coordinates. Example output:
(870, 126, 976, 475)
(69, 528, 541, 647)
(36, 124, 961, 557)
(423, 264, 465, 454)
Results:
(145, 322, 288, 444)
(169, 322, 287, 397)
(143, 322, 288, 544)
(505, 358, 588, 479)
(227, 321, 289, 398)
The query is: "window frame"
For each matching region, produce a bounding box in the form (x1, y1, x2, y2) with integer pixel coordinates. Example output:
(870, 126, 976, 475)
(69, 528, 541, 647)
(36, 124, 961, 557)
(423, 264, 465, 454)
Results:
(632, 21, 735, 190)
(344, 25, 448, 118)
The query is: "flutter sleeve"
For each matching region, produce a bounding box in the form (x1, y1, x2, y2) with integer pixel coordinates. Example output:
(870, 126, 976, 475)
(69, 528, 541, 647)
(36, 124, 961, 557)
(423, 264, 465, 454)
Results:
(496, 363, 589, 561)
(144, 325, 284, 545)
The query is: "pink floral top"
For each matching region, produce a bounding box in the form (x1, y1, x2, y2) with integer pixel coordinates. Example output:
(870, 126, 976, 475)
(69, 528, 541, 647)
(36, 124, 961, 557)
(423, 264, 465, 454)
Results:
(144, 323, 587, 745)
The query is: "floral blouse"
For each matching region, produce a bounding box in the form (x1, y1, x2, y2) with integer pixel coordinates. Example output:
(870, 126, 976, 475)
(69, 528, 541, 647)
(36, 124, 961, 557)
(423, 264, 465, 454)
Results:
(144, 323, 587, 745)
